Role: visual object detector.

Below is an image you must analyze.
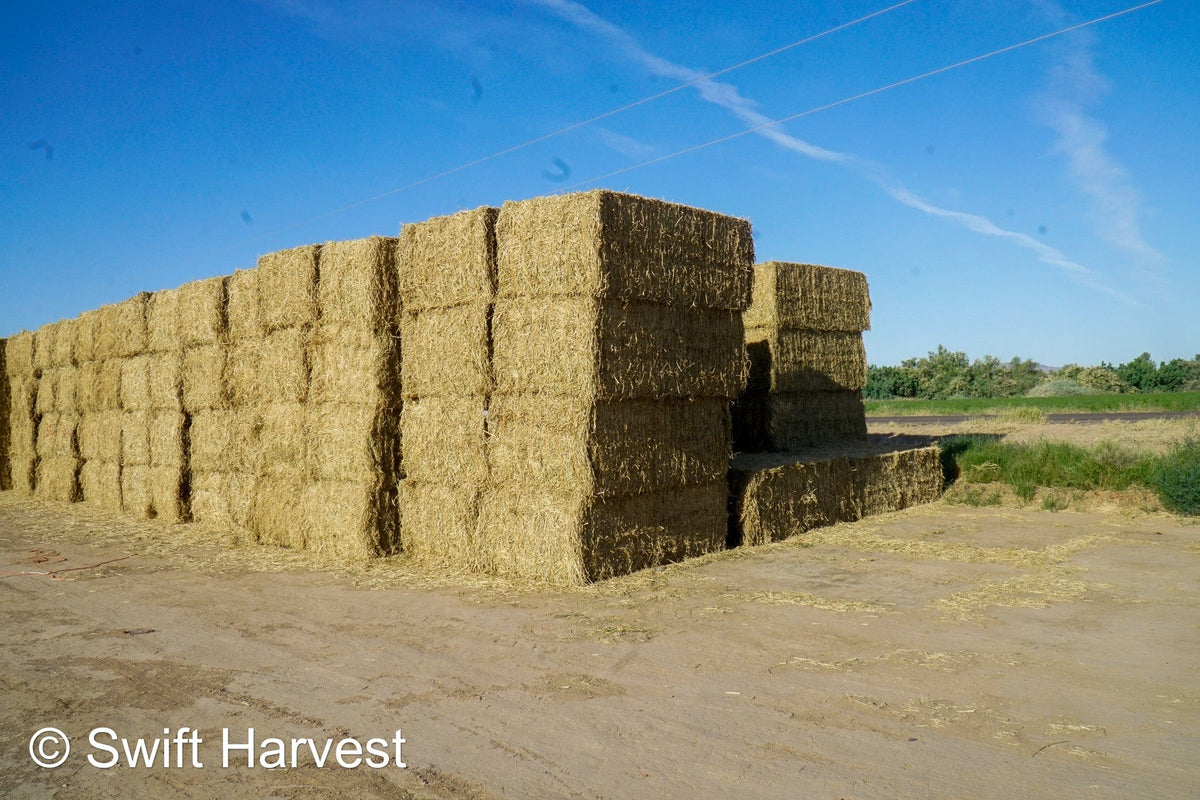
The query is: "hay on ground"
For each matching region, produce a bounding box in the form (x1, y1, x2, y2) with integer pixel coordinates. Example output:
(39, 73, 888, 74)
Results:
(35, 456, 80, 502)
(119, 355, 151, 411)
(400, 304, 490, 398)
(400, 395, 487, 486)
(495, 190, 754, 310)
(79, 460, 122, 510)
(743, 262, 871, 332)
(257, 244, 318, 331)
(146, 288, 181, 353)
(493, 298, 746, 400)
(78, 411, 123, 463)
(178, 276, 227, 347)
(182, 345, 228, 412)
(477, 481, 728, 585)
(487, 396, 730, 496)
(121, 411, 151, 466)
(308, 326, 400, 407)
(744, 328, 867, 393)
(398, 207, 496, 311)
(226, 268, 263, 342)
(302, 479, 397, 557)
(733, 390, 867, 452)
(147, 351, 183, 410)
(399, 480, 479, 565)
(317, 236, 399, 330)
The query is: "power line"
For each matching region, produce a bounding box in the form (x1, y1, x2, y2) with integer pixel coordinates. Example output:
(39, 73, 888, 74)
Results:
(563, 0, 1163, 190)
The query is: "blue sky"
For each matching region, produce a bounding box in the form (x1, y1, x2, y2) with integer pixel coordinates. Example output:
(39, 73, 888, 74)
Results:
(2, 0, 1196, 367)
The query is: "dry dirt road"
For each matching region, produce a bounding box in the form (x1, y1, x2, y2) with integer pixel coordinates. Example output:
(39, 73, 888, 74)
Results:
(1, 493, 1197, 800)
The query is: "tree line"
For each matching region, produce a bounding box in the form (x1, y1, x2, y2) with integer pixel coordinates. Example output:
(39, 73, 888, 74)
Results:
(865, 347, 1200, 400)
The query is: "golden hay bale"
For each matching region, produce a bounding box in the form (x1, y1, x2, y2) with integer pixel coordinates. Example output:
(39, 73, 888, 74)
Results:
(250, 470, 307, 547)
(9, 375, 37, 419)
(744, 328, 867, 393)
(729, 452, 860, 546)
(54, 367, 79, 414)
(258, 403, 308, 476)
(397, 206, 496, 311)
(487, 396, 730, 497)
(308, 325, 400, 407)
(191, 471, 254, 530)
(9, 438, 36, 494)
(35, 369, 57, 415)
(95, 359, 124, 410)
(79, 460, 122, 511)
(317, 236, 399, 330)
(732, 390, 867, 453)
(400, 395, 487, 486)
(477, 481, 728, 585)
(189, 409, 261, 474)
(495, 190, 753, 310)
(150, 464, 187, 523)
(97, 294, 149, 359)
(226, 267, 263, 342)
(78, 411, 123, 463)
(146, 288, 181, 353)
(72, 311, 99, 365)
(853, 446, 943, 516)
(33, 321, 60, 372)
(400, 304, 490, 399)
(6, 330, 36, 378)
(147, 351, 182, 410)
(226, 339, 260, 408)
(52, 318, 77, 367)
(258, 244, 318, 331)
(120, 464, 155, 518)
(178, 276, 227, 346)
(35, 456, 81, 502)
(121, 411, 151, 467)
(743, 261, 871, 333)
(399, 481, 479, 565)
(149, 410, 185, 467)
(302, 479, 397, 557)
(493, 298, 746, 400)
(119, 355, 151, 411)
(0, 341, 8, 490)
(258, 327, 309, 404)
(36, 413, 79, 458)
(182, 345, 228, 412)
(75, 361, 99, 413)
(307, 402, 398, 482)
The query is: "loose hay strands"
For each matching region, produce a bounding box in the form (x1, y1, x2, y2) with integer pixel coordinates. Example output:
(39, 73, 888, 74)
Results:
(744, 328, 867, 393)
(743, 261, 871, 332)
(400, 305, 490, 398)
(496, 190, 754, 310)
(398, 207, 496, 311)
(257, 244, 318, 331)
(493, 298, 747, 400)
(400, 395, 487, 486)
(177, 276, 227, 347)
(487, 396, 731, 496)
(733, 390, 867, 452)
(317, 236, 399, 330)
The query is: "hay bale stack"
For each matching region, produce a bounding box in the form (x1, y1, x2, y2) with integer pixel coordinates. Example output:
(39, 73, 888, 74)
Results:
(733, 262, 871, 452)
(0, 338, 9, 491)
(729, 444, 942, 546)
(481, 190, 754, 584)
(396, 208, 495, 565)
(5, 331, 38, 495)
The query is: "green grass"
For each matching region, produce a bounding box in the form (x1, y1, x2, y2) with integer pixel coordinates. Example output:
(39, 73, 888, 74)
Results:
(865, 391, 1200, 417)
(938, 435, 1200, 515)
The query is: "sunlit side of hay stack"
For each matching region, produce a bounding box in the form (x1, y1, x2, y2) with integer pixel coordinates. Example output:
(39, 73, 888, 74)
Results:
(397, 207, 496, 566)
(480, 190, 754, 584)
(0, 338, 10, 491)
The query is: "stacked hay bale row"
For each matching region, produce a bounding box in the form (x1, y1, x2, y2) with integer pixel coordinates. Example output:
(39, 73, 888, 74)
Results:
(5, 331, 39, 494)
(0, 337, 8, 490)
(733, 261, 870, 452)
(397, 208, 496, 565)
(33, 318, 83, 501)
(480, 190, 754, 584)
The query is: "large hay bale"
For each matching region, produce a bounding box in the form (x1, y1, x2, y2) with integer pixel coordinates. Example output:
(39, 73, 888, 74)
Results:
(732, 391, 867, 452)
(258, 244, 318, 331)
(398, 207, 496, 311)
(96, 359, 124, 410)
(54, 367, 79, 414)
(226, 340, 260, 408)
(35, 369, 57, 415)
(258, 402, 307, 476)
(146, 288, 181, 353)
(121, 411, 151, 467)
(78, 411, 123, 463)
(302, 479, 397, 557)
(191, 471, 254, 530)
(97, 294, 149, 359)
(35, 456, 80, 502)
(79, 461, 122, 510)
(478, 481, 728, 585)
(487, 396, 730, 497)
(182, 345, 228, 412)
(121, 463, 185, 522)
(493, 299, 746, 400)
(317, 236, 399, 330)
(36, 413, 79, 459)
(257, 327, 309, 404)
(308, 326, 400, 407)
(250, 471, 307, 547)
(6, 331, 37, 379)
(307, 403, 398, 482)
(226, 268, 263, 342)
(33, 321, 59, 372)
(75, 361, 99, 413)
(178, 276, 227, 346)
(854, 446, 943, 516)
(729, 452, 860, 547)
(119, 355, 152, 411)
(72, 311, 99, 364)
(495, 191, 753, 309)
(147, 351, 183, 410)
(52, 319, 77, 367)
(744, 328, 867, 393)
(400, 396, 487, 486)
(149, 410, 185, 467)
(399, 481, 479, 565)
(743, 262, 871, 333)
(400, 305, 490, 398)
(0, 339, 8, 490)
(189, 409, 260, 474)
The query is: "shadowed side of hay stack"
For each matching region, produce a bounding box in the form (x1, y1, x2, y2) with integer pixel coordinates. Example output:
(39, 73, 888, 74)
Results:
(397, 207, 496, 566)
(481, 190, 753, 584)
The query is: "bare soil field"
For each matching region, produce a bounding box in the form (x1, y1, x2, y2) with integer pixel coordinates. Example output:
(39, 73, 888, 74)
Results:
(1, 420, 1197, 799)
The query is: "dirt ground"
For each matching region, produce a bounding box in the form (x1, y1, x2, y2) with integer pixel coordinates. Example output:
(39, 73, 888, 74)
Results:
(1, 421, 1198, 799)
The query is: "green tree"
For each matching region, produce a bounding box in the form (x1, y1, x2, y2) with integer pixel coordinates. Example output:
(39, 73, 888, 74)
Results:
(864, 365, 919, 399)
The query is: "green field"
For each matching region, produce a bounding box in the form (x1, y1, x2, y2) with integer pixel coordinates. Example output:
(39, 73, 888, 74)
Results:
(865, 391, 1200, 417)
